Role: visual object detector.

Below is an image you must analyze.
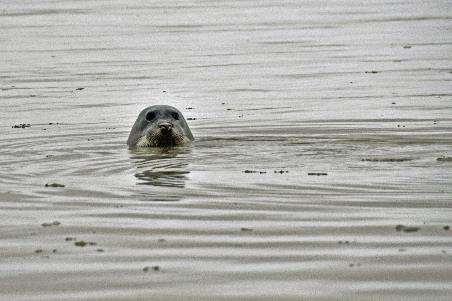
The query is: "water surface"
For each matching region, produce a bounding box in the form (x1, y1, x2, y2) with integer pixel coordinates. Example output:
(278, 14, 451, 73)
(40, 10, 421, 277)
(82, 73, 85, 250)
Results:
(1, 1, 452, 300)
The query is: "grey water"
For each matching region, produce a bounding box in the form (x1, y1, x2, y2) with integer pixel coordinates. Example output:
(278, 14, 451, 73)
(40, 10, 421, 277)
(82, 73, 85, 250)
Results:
(1, 1, 452, 300)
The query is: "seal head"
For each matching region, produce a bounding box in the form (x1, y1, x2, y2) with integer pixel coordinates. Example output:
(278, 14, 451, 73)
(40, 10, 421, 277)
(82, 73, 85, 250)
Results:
(127, 105, 194, 147)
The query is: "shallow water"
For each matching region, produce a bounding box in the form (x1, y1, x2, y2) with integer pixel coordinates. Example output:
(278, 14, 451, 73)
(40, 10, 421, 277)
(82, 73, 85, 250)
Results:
(1, 1, 452, 300)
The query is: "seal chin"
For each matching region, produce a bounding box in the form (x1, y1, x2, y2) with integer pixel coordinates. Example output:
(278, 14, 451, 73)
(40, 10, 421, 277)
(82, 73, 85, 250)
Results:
(136, 129, 189, 147)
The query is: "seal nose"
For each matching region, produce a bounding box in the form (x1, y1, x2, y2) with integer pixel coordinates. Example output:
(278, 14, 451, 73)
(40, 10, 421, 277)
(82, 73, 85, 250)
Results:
(158, 122, 173, 133)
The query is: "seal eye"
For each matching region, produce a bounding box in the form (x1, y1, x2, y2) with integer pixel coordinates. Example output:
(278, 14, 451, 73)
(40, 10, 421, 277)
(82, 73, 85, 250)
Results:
(171, 112, 179, 120)
(145, 111, 156, 121)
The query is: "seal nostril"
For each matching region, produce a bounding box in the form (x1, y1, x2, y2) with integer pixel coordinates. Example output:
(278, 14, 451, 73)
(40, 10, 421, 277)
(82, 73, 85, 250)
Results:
(159, 123, 172, 132)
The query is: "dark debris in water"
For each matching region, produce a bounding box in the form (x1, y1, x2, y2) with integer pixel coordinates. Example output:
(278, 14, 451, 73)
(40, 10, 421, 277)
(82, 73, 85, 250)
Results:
(361, 158, 412, 162)
(395, 224, 420, 233)
(444, 225, 450, 231)
(45, 183, 65, 188)
(240, 227, 253, 232)
(243, 169, 289, 174)
(308, 172, 328, 176)
(437, 156, 452, 162)
(243, 170, 267, 174)
(143, 265, 160, 272)
(12, 123, 31, 128)
(74, 241, 87, 247)
(73, 239, 97, 247)
(41, 221, 61, 227)
(338, 240, 350, 244)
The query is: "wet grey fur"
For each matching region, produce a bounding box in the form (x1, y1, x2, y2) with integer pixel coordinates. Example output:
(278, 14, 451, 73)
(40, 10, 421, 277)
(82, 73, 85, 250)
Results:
(127, 105, 194, 147)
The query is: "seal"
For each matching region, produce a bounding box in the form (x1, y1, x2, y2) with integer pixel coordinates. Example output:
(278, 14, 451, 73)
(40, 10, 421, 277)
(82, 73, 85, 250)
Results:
(127, 105, 194, 147)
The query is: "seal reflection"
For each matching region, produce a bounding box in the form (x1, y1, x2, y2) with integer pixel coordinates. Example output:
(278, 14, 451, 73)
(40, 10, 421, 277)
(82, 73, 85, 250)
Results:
(129, 147, 192, 189)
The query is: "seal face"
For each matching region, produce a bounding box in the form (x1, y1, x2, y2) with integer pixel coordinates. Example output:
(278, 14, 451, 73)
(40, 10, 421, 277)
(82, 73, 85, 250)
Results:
(127, 105, 194, 147)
